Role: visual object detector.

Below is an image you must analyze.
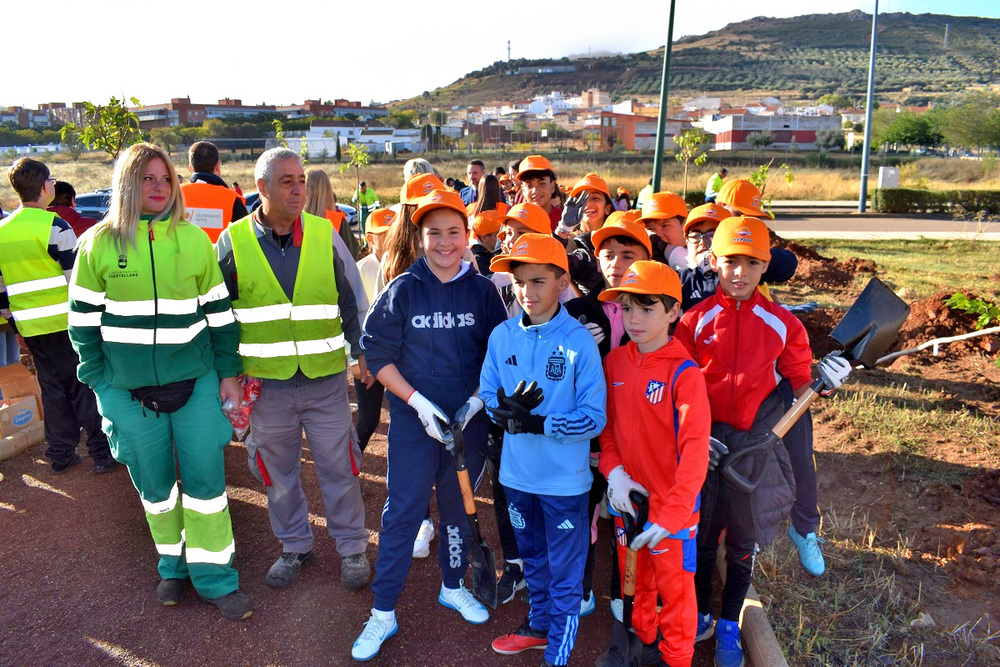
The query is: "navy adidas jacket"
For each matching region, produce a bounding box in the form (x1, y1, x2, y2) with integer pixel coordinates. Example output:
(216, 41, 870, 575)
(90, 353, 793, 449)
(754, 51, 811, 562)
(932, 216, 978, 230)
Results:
(362, 258, 507, 417)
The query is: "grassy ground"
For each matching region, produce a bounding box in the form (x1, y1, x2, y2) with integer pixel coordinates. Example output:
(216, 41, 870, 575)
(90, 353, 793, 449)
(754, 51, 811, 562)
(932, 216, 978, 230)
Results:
(801, 238, 1000, 300)
(759, 238, 1000, 665)
(3, 153, 998, 213)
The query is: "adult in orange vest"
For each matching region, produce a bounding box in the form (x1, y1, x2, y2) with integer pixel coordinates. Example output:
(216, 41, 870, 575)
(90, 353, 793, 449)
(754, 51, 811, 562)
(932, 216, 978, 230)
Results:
(180, 141, 248, 243)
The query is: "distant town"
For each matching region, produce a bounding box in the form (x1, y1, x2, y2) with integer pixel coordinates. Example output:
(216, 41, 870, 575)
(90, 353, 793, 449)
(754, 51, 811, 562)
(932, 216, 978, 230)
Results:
(2, 90, 931, 158)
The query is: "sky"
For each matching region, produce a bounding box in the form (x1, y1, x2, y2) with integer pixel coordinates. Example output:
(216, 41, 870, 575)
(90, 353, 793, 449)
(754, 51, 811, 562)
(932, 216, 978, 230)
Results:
(6, 0, 1000, 110)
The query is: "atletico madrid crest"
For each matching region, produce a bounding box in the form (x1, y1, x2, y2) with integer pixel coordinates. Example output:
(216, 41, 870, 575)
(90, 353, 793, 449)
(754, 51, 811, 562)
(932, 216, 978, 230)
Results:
(646, 380, 665, 405)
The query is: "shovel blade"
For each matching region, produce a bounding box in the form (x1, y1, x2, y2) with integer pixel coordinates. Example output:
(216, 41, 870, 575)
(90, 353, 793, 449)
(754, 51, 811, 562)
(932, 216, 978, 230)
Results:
(467, 531, 498, 609)
(601, 620, 644, 667)
(829, 277, 910, 368)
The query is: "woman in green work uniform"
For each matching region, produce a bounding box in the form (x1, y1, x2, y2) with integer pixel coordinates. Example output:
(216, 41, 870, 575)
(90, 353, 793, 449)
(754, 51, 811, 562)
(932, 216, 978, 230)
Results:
(67, 143, 252, 620)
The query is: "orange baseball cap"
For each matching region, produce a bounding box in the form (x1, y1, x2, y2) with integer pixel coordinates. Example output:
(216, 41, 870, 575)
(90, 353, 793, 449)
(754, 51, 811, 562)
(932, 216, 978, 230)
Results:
(516, 155, 555, 179)
(711, 215, 771, 261)
(598, 260, 682, 303)
(570, 173, 611, 200)
(591, 215, 652, 257)
(684, 203, 731, 235)
(490, 233, 569, 274)
(606, 209, 642, 225)
(411, 189, 468, 226)
(366, 208, 395, 233)
(401, 173, 445, 205)
(503, 202, 551, 235)
(640, 191, 688, 222)
(716, 179, 773, 219)
(616, 187, 630, 197)
(471, 210, 503, 238)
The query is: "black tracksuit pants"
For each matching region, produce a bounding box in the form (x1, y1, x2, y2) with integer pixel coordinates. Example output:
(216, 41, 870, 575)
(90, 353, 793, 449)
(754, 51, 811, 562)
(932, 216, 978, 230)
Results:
(24, 330, 110, 466)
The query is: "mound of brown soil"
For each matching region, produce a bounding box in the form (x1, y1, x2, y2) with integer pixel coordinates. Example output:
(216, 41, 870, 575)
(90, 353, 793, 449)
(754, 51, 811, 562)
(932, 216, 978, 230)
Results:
(797, 307, 844, 359)
(770, 232, 877, 291)
(891, 292, 1000, 359)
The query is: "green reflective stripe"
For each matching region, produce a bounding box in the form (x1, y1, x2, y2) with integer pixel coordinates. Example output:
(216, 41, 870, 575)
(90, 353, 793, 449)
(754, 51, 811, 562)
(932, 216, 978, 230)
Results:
(5, 275, 66, 296)
(230, 213, 345, 379)
(186, 541, 236, 565)
(67, 311, 102, 327)
(141, 482, 179, 514)
(205, 310, 236, 328)
(183, 507, 236, 560)
(146, 506, 184, 553)
(13, 302, 68, 321)
(181, 492, 228, 514)
(199, 282, 229, 305)
(101, 320, 208, 345)
(68, 283, 105, 306)
(104, 297, 200, 317)
(0, 208, 69, 336)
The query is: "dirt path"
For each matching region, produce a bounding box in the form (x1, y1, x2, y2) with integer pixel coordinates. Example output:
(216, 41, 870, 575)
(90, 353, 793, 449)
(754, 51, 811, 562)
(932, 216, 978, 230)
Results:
(0, 410, 720, 667)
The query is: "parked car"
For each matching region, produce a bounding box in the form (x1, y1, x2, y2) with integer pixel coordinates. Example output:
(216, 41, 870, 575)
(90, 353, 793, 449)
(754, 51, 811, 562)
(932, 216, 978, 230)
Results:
(243, 192, 360, 230)
(74, 188, 112, 220)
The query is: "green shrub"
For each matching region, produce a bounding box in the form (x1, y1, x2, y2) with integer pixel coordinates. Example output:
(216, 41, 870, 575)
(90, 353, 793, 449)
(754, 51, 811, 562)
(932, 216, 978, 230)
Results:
(872, 188, 1000, 215)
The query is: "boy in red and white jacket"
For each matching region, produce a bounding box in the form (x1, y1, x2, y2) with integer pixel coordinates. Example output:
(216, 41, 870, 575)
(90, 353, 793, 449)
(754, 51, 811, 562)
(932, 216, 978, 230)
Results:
(673, 215, 850, 667)
(598, 261, 711, 667)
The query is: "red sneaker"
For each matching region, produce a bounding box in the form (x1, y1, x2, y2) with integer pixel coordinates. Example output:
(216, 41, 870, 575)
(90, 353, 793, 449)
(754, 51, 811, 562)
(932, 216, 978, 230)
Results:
(492, 620, 549, 655)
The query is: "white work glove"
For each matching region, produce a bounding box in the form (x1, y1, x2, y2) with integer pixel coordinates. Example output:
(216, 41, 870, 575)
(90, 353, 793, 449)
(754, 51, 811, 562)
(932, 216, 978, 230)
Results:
(696, 251, 714, 274)
(817, 351, 852, 395)
(630, 523, 670, 550)
(454, 395, 485, 431)
(407, 391, 453, 446)
(580, 318, 606, 345)
(606, 465, 648, 520)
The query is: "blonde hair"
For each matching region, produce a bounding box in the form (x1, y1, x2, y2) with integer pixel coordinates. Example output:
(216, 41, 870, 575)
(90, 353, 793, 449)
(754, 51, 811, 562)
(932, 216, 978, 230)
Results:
(304, 167, 336, 218)
(98, 143, 184, 252)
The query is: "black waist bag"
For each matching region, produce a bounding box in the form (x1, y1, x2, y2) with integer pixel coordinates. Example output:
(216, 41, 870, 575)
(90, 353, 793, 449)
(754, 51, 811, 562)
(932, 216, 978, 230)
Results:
(130, 378, 197, 415)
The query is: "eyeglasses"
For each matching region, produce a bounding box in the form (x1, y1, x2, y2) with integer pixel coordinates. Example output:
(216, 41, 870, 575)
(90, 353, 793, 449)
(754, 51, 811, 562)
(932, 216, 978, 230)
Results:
(686, 230, 715, 244)
(46, 177, 57, 185)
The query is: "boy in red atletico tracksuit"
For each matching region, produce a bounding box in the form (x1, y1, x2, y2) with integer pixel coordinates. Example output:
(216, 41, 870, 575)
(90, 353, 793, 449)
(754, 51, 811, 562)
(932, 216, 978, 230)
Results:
(673, 215, 851, 667)
(598, 260, 711, 667)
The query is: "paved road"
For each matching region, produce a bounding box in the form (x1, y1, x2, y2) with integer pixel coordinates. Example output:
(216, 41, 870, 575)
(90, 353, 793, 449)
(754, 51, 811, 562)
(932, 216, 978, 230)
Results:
(769, 214, 1000, 240)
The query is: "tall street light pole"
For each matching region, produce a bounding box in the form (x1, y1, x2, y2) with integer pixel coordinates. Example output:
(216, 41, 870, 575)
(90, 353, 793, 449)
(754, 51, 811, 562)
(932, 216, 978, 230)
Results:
(859, 1, 879, 212)
(651, 0, 677, 192)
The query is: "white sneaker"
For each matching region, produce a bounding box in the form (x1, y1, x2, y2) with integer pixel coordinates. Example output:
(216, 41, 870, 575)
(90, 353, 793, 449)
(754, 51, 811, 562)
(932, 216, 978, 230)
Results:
(610, 598, 623, 623)
(438, 583, 489, 625)
(412, 519, 435, 558)
(580, 589, 596, 616)
(351, 609, 398, 661)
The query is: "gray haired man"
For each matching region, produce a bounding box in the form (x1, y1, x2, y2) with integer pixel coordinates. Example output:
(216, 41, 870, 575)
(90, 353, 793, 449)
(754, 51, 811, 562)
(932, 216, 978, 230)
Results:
(216, 148, 372, 590)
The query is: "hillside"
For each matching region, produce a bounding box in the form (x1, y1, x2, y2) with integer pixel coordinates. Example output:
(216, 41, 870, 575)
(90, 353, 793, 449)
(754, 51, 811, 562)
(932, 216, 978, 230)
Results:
(394, 11, 1000, 109)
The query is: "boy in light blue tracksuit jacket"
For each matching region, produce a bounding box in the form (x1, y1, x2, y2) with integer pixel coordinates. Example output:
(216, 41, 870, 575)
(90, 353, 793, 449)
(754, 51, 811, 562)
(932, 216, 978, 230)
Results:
(481, 233, 607, 667)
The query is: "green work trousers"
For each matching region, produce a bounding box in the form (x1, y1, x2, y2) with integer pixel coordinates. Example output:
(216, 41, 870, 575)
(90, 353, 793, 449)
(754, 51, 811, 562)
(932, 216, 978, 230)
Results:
(95, 369, 239, 599)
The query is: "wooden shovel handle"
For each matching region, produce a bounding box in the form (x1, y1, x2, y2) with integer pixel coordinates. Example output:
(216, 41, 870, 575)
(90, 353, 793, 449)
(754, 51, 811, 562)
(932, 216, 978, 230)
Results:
(772, 380, 824, 439)
(623, 548, 638, 597)
(456, 468, 477, 516)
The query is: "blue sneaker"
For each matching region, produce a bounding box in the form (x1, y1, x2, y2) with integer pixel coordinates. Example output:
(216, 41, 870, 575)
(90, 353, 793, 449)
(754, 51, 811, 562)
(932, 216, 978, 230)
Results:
(696, 612, 715, 642)
(788, 525, 826, 576)
(580, 589, 596, 617)
(714, 618, 744, 667)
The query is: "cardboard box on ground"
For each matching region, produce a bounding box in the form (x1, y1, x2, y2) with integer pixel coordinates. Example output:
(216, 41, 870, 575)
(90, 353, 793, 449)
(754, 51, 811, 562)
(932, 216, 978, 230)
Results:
(0, 363, 44, 437)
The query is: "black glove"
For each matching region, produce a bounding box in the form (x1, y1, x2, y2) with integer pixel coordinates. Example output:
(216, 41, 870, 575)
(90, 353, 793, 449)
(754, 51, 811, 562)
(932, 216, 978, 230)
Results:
(707, 436, 729, 472)
(501, 380, 544, 412)
(557, 194, 587, 233)
(488, 401, 546, 435)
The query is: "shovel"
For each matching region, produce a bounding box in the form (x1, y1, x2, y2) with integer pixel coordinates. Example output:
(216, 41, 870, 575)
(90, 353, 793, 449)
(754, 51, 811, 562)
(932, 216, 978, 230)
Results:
(721, 277, 910, 495)
(449, 419, 499, 609)
(599, 491, 650, 667)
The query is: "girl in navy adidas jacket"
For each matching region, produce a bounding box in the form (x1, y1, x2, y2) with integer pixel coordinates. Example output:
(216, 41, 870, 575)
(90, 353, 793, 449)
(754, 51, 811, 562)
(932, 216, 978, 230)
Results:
(351, 190, 507, 662)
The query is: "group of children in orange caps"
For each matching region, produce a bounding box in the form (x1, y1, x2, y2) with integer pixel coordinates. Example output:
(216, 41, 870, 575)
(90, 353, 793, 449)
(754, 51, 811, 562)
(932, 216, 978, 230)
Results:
(350, 155, 851, 667)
